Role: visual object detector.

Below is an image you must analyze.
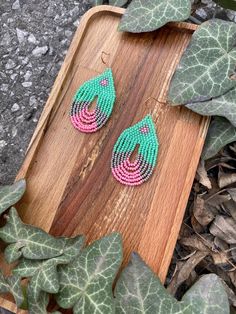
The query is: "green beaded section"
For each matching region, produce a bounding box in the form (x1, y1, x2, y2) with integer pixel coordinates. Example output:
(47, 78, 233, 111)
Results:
(73, 68, 116, 116)
(113, 115, 159, 166)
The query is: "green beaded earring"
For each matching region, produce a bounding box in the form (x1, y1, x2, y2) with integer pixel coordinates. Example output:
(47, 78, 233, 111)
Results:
(111, 115, 159, 186)
(70, 68, 116, 133)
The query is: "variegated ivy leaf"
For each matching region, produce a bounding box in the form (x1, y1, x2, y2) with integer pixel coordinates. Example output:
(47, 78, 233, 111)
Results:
(119, 0, 191, 33)
(56, 233, 122, 314)
(0, 270, 24, 308)
(0, 207, 65, 263)
(168, 19, 236, 105)
(187, 87, 236, 127)
(0, 179, 26, 215)
(212, 0, 236, 10)
(182, 273, 230, 314)
(202, 117, 236, 160)
(110, 0, 128, 6)
(90, 0, 103, 5)
(115, 253, 229, 314)
(13, 235, 84, 300)
(28, 291, 61, 314)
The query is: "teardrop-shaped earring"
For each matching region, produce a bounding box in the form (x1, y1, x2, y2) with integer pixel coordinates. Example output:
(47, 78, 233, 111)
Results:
(111, 115, 159, 186)
(70, 67, 116, 133)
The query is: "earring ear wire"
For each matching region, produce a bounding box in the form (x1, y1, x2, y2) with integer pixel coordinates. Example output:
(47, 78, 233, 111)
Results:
(101, 51, 111, 67)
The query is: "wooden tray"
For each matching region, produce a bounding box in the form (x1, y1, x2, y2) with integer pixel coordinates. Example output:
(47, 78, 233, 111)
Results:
(0, 5, 209, 313)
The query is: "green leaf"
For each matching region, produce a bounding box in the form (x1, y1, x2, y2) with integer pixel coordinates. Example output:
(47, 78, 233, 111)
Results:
(168, 19, 236, 105)
(56, 233, 122, 313)
(115, 253, 189, 314)
(90, 0, 104, 5)
(115, 253, 230, 314)
(109, 0, 127, 6)
(0, 270, 24, 308)
(0, 207, 65, 263)
(182, 274, 230, 314)
(28, 291, 61, 314)
(202, 117, 236, 160)
(13, 235, 84, 300)
(186, 87, 236, 127)
(0, 179, 26, 215)
(212, 0, 236, 10)
(119, 0, 191, 33)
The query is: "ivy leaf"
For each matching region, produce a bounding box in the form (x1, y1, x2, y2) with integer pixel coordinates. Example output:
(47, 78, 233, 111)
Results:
(115, 253, 230, 314)
(212, 0, 236, 10)
(168, 19, 236, 105)
(0, 270, 24, 308)
(202, 117, 236, 160)
(0, 207, 65, 263)
(13, 235, 84, 300)
(115, 252, 189, 313)
(119, 0, 191, 33)
(186, 87, 236, 127)
(0, 179, 26, 215)
(56, 233, 122, 313)
(109, 0, 128, 6)
(182, 274, 230, 314)
(28, 291, 61, 314)
(90, 0, 104, 5)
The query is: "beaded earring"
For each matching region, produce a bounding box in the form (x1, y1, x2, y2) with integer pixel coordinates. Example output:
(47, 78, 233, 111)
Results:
(111, 115, 159, 186)
(70, 67, 116, 133)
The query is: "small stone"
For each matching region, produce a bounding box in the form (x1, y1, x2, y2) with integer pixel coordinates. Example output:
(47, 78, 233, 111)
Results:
(11, 103, 20, 112)
(24, 70, 32, 81)
(16, 28, 28, 44)
(227, 10, 236, 22)
(196, 7, 208, 19)
(12, 0, 20, 10)
(28, 33, 37, 44)
(65, 30, 73, 38)
(5, 59, 16, 70)
(12, 126, 17, 137)
(0, 140, 7, 149)
(22, 82, 32, 87)
(32, 45, 49, 57)
(10, 73, 17, 80)
(29, 95, 37, 106)
(0, 84, 8, 92)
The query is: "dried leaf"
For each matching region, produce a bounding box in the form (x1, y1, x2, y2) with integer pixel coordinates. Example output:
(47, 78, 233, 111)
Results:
(196, 160, 212, 189)
(227, 188, 236, 202)
(168, 251, 208, 295)
(210, 215, 236, 244)
(219, 172, 236, 188)
(193, 196, 215, 226)
(222, 199, 236, 221)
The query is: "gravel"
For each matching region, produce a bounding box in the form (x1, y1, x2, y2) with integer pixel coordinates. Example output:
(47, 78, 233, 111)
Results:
(0, 0, 91, 186)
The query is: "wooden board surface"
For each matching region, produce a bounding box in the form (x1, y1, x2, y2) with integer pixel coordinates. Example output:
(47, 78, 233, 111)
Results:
(0, 5, 209, 312)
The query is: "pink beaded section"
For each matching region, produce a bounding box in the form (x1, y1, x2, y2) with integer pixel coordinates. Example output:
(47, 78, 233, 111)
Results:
(111, 115, 159, 186)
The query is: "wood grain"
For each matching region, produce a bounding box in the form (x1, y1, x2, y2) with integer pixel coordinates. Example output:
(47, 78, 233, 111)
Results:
(0, 6, 209, 312)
